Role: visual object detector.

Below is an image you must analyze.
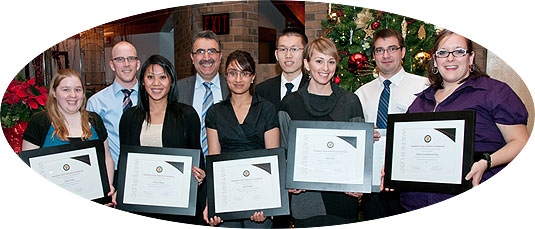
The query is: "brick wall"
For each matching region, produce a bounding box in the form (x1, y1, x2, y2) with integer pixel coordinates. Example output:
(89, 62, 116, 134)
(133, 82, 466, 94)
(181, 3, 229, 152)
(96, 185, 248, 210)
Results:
(304, 2, 327, 41)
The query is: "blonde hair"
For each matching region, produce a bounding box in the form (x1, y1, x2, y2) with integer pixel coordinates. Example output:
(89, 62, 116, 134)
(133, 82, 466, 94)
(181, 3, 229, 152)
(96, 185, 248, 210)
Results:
(303, 37, 339, 65)
(46, 69, 92, 142)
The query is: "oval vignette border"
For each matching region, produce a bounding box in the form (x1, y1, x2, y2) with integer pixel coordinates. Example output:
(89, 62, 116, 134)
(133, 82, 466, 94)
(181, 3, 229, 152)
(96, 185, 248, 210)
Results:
(0, 0, 533, 229)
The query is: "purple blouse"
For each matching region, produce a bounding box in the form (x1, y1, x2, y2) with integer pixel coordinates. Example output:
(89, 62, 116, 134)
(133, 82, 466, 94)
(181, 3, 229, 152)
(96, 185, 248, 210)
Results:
(400, 74, 528, 211)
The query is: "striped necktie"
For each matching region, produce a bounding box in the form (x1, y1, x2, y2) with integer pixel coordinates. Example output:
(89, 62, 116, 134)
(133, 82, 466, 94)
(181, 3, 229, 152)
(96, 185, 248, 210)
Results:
(376, 80, 391, 129)
(122, 89, 133, 112)
(201, 82, 214, 156)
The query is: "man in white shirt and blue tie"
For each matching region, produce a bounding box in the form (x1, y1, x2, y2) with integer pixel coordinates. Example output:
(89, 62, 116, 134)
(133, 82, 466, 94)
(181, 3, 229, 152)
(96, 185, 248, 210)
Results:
(355, 28, 428, 220)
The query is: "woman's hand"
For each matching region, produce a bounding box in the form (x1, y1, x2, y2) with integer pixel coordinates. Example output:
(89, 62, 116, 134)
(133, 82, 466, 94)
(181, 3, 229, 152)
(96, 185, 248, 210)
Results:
(373, 125, 381, 142)
(345, 192, 363, 198)
(203, 205, 223, 226)
(465, 160, 487, 186)
(104, 185, 117, 207)
(380, 165, 394, 192)
(288, 189, 306, 194)
(193, 166, 206, 185)
(250, 211, 267, 223)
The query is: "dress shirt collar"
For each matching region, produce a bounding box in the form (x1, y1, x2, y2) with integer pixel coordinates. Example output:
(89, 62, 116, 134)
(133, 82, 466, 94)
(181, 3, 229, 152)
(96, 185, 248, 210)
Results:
(195, 73, 221, 90)
(112, 79, 139, 95)
(281, 72, 303, 86)
(378, 68, 406, 88)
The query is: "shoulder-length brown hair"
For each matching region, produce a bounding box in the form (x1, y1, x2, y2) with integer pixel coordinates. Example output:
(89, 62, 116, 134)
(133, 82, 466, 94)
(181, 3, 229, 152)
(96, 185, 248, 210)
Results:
(428, 30, 488, 90)
(46, 69, 92, 141)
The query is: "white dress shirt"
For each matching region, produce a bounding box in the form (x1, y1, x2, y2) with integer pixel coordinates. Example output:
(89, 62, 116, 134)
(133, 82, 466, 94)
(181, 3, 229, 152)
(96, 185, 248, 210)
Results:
(355, 69, 429, 124)
(192, 73, 224, 120)
(280, 72, 303, 100)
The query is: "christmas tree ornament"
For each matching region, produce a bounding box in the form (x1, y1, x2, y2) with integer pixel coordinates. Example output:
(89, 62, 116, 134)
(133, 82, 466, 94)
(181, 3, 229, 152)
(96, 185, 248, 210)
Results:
(373, 67, 380, 78)
(328, 12, 338, 24)
(334, 76, 341, 84)
(348, 53, 368, 73)
(355, 8, 373, 29)
(339, 33, 348, 46)
(418, 24, 426, 40)
(434, 25, 444, 35)
(401, 17, 407, 40)
(413, 51, 431, 72)
(363, 25, 375, 40)
(372, 21, 380, 30)
(350, 28, 354, 45)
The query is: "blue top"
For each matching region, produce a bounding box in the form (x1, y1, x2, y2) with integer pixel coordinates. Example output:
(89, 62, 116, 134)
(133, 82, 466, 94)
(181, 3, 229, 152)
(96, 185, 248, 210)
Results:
(86, 80, 138, 169)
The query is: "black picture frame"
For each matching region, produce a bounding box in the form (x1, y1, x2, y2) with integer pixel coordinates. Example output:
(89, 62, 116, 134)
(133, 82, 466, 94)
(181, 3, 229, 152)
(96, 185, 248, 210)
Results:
(19, 140, 111, 204)
(116, 145, 200, 216)
(286, 120, 374, 193)
(206, 148, 289, 221)
(384, 110, 475, 194)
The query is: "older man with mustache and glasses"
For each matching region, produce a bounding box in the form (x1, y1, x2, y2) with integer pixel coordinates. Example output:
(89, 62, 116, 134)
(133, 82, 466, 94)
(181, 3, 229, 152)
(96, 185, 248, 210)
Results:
(177, 30, 230, 159)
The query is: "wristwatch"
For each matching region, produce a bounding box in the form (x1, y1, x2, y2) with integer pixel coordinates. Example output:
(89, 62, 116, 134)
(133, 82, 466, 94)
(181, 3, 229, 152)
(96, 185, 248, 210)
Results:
(482, 153, 492, 172)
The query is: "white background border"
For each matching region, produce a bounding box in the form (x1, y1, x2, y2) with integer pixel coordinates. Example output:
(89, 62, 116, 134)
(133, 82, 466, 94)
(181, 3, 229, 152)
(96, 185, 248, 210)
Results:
(1, 1, 533, 228)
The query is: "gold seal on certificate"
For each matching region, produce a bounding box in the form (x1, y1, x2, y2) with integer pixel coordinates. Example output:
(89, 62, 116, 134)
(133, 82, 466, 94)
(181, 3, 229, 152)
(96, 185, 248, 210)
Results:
(206, 148, 289, 221)
(286, 120, 374, 193)
(116, 145, 201, 216)
(384, 111, 475, 194)
(19, 140, 111, 204)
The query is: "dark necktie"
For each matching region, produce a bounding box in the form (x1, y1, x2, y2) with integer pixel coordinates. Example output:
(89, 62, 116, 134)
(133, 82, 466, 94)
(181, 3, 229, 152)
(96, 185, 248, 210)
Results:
(122, 89, 133, 112)
(285, 82, 294, 96)
(376, 80, 391, 129)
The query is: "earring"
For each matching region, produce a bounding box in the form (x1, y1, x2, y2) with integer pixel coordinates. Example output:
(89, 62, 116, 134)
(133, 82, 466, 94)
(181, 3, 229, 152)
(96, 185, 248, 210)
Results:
(432, 66, 439, 75)
(469, 64, 474, 72)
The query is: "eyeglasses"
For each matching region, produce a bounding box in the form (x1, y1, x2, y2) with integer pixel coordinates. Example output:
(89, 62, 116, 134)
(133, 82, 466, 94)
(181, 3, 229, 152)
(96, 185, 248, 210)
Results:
(435, 48, 469, 58)
(277, 47, 304, 53)
(112, 56, 138, 63)
(192, 48, 220, 55)
(374, 46, 401, 55)
(226, 71, 253, 78)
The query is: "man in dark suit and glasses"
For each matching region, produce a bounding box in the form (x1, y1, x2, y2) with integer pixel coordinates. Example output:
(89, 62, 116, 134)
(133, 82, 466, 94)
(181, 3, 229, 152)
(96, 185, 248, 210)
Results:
(256, 28, 308, 110)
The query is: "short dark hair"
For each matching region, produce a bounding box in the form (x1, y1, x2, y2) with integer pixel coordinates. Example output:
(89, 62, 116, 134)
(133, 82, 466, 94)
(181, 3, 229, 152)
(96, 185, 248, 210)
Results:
(225, 50, 256, 95)
(138, 55, 179, 122)
(192, 30, 222, 52)
(370, 28, 405, 53)
(277, 27, 308, 47)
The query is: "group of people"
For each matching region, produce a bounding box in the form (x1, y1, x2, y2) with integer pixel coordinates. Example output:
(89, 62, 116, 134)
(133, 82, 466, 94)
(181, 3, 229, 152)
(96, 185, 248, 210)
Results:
(21, 27, 529, 227)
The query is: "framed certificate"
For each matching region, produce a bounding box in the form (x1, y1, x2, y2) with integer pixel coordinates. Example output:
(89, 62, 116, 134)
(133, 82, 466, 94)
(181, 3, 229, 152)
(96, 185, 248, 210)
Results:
(206, 148, 289, 221)
(19, 140, 111, 204)
(286, 120, 374, 193)
(384, 110, 475, 194)
(116, 145, 200, 216)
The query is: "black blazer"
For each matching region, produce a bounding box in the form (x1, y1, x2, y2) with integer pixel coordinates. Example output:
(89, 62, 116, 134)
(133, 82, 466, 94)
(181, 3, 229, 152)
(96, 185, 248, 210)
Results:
(118, 102, 206, 224)
(255, 74, 308, 110)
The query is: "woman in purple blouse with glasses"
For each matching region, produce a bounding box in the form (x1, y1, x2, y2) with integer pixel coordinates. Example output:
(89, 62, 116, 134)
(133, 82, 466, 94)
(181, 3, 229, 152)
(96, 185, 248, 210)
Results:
(397, 30, 530, 211)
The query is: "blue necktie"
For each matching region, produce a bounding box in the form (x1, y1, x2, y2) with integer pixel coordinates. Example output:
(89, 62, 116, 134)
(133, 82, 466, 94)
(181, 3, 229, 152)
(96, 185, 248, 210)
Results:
(201, 82, 214, 156)
(121, 89, 133, 112)
(285, 82, 294, 96)
(376, 80, 391, 129)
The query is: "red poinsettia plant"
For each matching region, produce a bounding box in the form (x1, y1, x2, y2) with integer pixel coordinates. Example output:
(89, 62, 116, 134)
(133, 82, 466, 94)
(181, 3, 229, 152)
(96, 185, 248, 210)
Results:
(1, 78, 48, 153)
(2, 78, 48, 128)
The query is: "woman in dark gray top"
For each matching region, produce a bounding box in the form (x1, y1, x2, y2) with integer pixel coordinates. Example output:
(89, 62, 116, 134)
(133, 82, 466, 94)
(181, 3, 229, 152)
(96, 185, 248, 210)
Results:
(279, 37, 365, 227)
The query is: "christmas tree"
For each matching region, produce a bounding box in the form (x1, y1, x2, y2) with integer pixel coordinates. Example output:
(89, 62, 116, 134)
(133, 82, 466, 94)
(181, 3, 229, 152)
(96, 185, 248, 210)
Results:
(322, 4, 439, 92)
